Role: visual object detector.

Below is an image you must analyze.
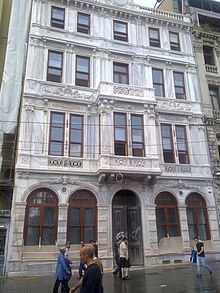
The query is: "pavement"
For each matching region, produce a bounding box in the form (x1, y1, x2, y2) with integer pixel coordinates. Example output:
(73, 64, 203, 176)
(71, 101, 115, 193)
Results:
(0, 260, 220, 293)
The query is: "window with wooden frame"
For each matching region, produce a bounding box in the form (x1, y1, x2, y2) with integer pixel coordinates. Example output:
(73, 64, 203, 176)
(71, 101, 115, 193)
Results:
(114, 113, 127, 156)
(161, 124, 189, 164)
(155, 192, 180, 242)
(77, 12, 90, 34)
(203, 45, 215, 65)
(76, 56, 90, 87)
(169, 31, 180, 51)
(69, 114, 83, 157)
(186, 193, 210, 240)
(49, 112, 65, 156)
(209, 85, 220, 110)
(113, 62, 129, 84)
(114, 113, 145, 157)
(149, 28, 160, 48)
(131, 114, 145, 157)
(49, 112, 84, 157)
(113, 20, 128, 42)
(152, 68, 165, 97)
(67, 190, 97, 244)
(47, 50, 63, 83)
(51, 6, 65, 29)
(24, 188, 58, 245)
(173, 71, 185, 99)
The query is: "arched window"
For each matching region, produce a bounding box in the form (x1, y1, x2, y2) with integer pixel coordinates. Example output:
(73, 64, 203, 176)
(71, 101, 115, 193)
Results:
(155, 192, 180, 242)
(24, 188, 58, 245)
(67, 190, 97, 244)
(186, 193, 210, 240)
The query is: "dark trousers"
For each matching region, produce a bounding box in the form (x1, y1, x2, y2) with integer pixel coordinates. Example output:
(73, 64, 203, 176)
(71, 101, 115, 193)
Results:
(53, 279, 69, 293)
(113, 256, 122, 278)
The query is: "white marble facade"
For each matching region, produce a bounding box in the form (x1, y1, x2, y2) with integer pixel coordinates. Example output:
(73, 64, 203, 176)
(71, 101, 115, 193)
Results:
(6, 0, 220, 276)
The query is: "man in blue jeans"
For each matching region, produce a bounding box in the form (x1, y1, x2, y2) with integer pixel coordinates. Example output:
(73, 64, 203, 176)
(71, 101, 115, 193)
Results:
(194, 236, 212, 277)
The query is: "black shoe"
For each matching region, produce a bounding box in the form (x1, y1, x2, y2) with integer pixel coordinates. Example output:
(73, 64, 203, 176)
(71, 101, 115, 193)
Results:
(196, 274, 201, 278)
(122, 277, 127, 280)
(210, 271, 212, 275)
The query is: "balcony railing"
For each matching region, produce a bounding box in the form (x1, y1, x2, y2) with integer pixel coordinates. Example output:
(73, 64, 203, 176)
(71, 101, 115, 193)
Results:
(205, 64, 218, 74)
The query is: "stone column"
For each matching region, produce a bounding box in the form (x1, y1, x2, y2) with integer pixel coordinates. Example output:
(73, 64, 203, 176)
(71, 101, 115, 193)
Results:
(57, 203, 69, 246)
(178, 205, 191, 252)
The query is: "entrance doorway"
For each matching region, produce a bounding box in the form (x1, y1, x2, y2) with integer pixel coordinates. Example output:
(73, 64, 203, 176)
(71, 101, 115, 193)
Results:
(112, 190, 144, 265)
(0, 229, 6, 275)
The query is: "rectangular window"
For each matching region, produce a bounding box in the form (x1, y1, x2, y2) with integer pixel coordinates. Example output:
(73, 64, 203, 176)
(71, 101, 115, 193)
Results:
(113, 20, 128, 42)
(203, 46, 215, 65)
(152, 68, 165, 97)
(176, 125, 189, 164)
(77, 12, 90, 34)
(161, 124, 189, 164)
(131, 115, 144, 157)
(113, 62, 129, 84)
(49, 112, 65, 156)
(51, 6, 65, 29)
(76, 56, 90, 87)
(161, 124, 175, 163)
(209, 85, 220, 110)
(149, 28, 160, 47)
(114, 113, 127, 156)
(47, 51, 63, 83)
(173, 71, 185, 99)
(169, 32, 180, 51)
(69, 115, 83, 157)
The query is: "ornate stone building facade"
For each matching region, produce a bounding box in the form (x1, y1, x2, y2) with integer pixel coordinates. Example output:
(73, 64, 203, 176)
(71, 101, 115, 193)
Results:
(5, 0, 220, 276)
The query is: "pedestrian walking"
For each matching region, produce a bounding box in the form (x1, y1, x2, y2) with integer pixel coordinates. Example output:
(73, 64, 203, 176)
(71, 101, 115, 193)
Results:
(78, 241, 86, 279)
(70, 244, 103, 293)
(89, 239, 98, 258)
(52, 247, 71, 293)
(194, 236, 212, 277)
(61, 241, 72, 292)
(119, 236, 131, 280)
(112, 237, 122, 278)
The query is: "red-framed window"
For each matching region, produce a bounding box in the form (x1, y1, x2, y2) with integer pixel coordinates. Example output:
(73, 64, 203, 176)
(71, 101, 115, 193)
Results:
(47, 50, 63, 83)
(76, 56, 90, 87)
(113, 62, 129, 84)
(131, 114, 145, 157)
(113, 20, 128, 42)
(152, 68, 165, 97)
(186, 193, 210, 240)
(51, 6, 65, 29)
(149, 28, 160, 48)
(173, 71, 185, 99)
(169, 31, 180, 51)
(24, 189, 58, 245)
(155, 192, 180, 242)
(77, 12, 90, 34)
(67, 190, 97, 244)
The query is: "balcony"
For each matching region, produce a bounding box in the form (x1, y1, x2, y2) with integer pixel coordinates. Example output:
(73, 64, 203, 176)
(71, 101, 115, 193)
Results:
(96, 82, 155, 103)
(205, 64, 218, 74)
(213, 110, 220, 120)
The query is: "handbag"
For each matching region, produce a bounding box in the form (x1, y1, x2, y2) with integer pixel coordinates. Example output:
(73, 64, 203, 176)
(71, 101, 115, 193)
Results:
(189, 249, 197, 263)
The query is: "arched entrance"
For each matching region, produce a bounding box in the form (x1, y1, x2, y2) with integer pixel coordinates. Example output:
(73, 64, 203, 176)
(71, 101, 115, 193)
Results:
(112, 189, 144, 265)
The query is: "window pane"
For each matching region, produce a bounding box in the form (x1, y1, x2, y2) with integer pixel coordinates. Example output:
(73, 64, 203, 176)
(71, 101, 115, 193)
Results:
(156, 208, 165, 224)
(115, 128, 126, 141)
(26, 227, 39, 245)
(197, 208, 205, 224)
(157, 226, 166, 242)
(78, 14, 89, 26)
(28, 207, 40, 225)
(42, 227, 54, 245)
(115, 143, 126, 156)
(69, 144, 81, 157)
(71, 116, 83, 129)
(198, 225, 207, 240)
(83, 227, 94, 243)
(51, 127, 63, 140)
(167, 225, 177, 237)
(77, 58, 89, 72)
(69, 227, 80, 244)
(49, 52, 62, 67)
(84, 208, 94, 224)
(50, 142, 63, 155)
(70, 208, 80, 225)
(44, 208, 55, 225)
(167, 208, 176, 223)
(115, 114, 126, 126)
(186, 208, 194, 224)
(132, 129, 142, 142)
